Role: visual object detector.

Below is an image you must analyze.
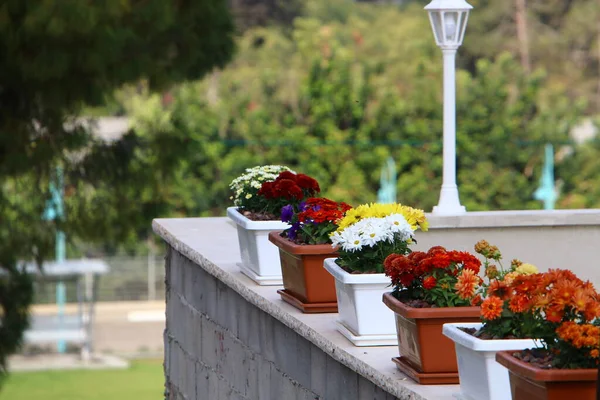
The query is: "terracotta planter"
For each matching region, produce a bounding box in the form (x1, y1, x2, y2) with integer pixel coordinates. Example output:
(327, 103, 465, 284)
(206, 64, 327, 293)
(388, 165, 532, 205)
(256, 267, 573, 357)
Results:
(496, 351, 598, 400)
(268, 232, 338, 313)
(382, 292, 480, 384)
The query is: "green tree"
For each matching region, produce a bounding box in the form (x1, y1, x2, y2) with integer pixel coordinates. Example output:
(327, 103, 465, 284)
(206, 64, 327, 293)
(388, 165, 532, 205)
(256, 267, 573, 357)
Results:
(0, 0, 234, 384)
(119, 2, 579, 217)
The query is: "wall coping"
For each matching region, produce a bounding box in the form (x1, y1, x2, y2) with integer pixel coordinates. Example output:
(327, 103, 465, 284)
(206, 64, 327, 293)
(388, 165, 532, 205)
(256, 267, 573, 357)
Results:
(425, 209, 600, 229)
(153, 217, 457, 400)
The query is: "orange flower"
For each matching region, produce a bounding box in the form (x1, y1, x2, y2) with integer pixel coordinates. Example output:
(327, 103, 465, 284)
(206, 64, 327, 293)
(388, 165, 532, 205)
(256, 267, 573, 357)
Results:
(488, 280, 510, 300)
(512, 274, 542, 296)
(455, 269, 479, 299)
(591, 349, 599, 358)
(545, 303, 565, 323)
(571, 289, 590, 313)
(552, 279, 580, 304)
(481, 296, 503, 320)
(584, 302, 600, 321)
(470, 294, 483, 306)
(532, 293, 550, 310)
(508, 294, 530, 313)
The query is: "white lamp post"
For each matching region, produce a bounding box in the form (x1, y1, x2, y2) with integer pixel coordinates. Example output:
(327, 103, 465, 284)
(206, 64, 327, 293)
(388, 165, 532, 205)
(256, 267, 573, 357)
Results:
(425, 0, 472, 215)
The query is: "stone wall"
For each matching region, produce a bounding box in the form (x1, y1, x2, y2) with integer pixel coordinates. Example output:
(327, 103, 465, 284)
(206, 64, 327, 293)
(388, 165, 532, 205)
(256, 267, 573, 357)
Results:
(164, 247, 399, 400)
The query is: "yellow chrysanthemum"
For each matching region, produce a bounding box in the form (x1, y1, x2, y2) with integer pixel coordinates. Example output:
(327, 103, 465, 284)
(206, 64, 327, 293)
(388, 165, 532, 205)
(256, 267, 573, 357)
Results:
(335, 203, 428, 232)
(515, 263, 538, 276)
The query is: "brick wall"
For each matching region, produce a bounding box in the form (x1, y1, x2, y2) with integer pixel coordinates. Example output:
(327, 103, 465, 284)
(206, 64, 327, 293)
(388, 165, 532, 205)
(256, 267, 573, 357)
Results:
(163, 246, 399, 400)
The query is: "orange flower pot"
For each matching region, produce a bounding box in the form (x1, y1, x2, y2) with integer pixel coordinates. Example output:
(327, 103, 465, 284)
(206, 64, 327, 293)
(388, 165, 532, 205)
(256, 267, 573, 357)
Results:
(496, 351, 598, 400)
(382, 292, 480, 384)
(268, 232, 338, 313)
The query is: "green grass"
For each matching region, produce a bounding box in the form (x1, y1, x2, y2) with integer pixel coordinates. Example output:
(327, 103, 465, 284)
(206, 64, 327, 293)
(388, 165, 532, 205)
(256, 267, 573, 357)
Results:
(0, 359, 163, 400)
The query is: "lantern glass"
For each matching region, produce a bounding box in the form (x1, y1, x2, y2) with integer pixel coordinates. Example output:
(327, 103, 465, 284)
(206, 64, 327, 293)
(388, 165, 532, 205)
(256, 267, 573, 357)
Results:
(429, 12, 444, 45)
(443, 11, 459, 43)
(427, 9, 470, 47)
(458, 10, 469, 43)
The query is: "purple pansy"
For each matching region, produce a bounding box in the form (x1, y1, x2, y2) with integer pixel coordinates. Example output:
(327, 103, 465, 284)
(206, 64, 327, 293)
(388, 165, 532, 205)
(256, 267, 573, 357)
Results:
(281, 204, 294, 223)
(286, 222, 301, 240)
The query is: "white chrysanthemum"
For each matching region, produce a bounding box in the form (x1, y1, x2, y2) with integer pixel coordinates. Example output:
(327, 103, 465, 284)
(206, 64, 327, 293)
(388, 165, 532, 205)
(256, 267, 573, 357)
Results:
(356, 218, 387, 247)
(228, 165, 294, 204)
(386, 213, 414, 241)
(339, 227, 363, 252)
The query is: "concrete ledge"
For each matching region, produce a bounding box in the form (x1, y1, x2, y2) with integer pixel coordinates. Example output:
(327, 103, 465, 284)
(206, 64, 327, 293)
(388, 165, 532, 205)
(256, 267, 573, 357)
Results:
(154, 217, 457, 400)
(426, 209, 600, 229)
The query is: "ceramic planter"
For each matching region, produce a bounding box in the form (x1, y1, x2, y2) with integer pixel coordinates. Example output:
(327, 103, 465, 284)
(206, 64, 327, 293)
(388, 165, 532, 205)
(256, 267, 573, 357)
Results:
(227, 207, 288, 285)
(268, 232, 338, 313)
(382, 292, 480, 384)
(323, 258, 397, 346)
(496, 351, 597, 400)
(443, 323, 538, 400)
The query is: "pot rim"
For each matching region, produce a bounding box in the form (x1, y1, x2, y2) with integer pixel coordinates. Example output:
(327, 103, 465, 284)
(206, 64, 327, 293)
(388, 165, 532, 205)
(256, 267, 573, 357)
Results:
(268, 231, 338, 255)
(495, 351, 598, 382)
(382, 292, 480, 319)
(227, 207, 289, 230)
(323, 258, 391, 285)
(442, 323, 538, 351)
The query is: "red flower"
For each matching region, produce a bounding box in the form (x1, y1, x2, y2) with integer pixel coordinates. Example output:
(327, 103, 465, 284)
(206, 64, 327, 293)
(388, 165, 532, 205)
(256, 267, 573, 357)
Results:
(257, 181, 275, 198)
(298, 197, 350, 224)
(384, 254, 403, 270)
(295, 173, 320, 193)
(423, 276, 437, 290)
(427, 246, 447, 256)
(399, 273, 416, 287)
(408, 251, 427, 264)
(276, 171, 298, 182)
(271, 179, 303, 200)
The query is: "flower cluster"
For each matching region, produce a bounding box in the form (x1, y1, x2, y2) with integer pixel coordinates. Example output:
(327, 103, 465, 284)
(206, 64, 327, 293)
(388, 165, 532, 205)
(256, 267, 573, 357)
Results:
(474, 240, 600, 368)
(336, 203, 428, 232)
(330, 203, 427, 273)
(474, 240, 543, 339)
(484, 268, 600, 368)
(384, 246, 482, 307)
(255, 171, 320, 217)
(280, 198, 352, 245)
(229, 165, 292, 213)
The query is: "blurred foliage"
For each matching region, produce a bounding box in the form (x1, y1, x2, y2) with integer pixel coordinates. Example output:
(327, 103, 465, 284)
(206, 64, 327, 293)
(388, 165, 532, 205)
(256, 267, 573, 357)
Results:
(0, 0, 234, 385)
(107, 0, 581, 229)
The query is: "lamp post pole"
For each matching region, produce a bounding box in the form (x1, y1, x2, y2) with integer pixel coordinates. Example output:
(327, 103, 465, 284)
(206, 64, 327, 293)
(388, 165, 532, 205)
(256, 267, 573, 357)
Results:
(425, 0, 472, 215)
(432, 47, 465, 215)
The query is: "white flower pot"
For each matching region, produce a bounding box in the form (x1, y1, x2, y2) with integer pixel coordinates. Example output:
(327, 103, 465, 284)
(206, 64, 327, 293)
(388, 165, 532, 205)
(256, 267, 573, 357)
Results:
(442, 323, 538, 400)
(323, 258, 397, 346)
(227, 207, 288, 285)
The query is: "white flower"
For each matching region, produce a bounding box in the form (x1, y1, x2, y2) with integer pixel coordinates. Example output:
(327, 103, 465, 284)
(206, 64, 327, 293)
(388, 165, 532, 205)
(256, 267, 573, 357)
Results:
(355, 218, 386, 247)
(228, 165, 294, 204)
(386, 213, 414, 241)
(339, 227, 364, 252)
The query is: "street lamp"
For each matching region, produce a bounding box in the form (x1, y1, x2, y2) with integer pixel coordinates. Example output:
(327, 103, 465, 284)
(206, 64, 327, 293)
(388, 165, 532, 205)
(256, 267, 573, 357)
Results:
(425, 0, 472, 215)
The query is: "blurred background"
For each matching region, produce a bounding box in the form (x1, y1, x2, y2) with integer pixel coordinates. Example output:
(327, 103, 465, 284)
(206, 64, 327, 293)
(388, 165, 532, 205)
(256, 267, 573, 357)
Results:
(1, 0, 600, 398)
